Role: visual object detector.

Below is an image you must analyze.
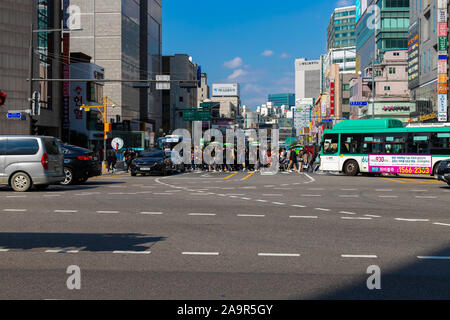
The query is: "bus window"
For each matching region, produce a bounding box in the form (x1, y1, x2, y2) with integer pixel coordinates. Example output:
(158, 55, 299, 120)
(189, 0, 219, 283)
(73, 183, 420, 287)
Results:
(430, 133, 450, 155)
(341, 134, 361, 154)
(362, 135, 373, 154)
(408, 134, 430, 154)
(385, 134, 406, 154)
(323, 134, 339, 155)
(372, 134, 384, 154)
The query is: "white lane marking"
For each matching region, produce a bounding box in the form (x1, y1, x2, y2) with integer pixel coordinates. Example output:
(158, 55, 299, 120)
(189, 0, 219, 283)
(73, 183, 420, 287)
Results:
(6, 196, 26, 198)
(54, 210, 78, 213)
(258, 253, 300, 257)
(341, 217, 372, 220)
(45, 250, 79, 254)
(256, 200, 268, 203)
(237, 214, 265, 217)
(315, 208, 331, 212)
(375, 189, 393, 192)
(342, 254, 377, 259)
(154, 193, 175, 195)
(339, 195, 359, 198)
(182, 252, 219, 256)
(290, 216, 318, 219)
(272, 202, 286, 205)
(341, 188, 357, 191)
(411, 189, 428, 192)
(379, 195, 399, 198)
(302, 194, 321, 197)
(241, 197, 252, 200)
(339, 211, 357, 215)
(0, 249, 10, 252)
(43, 194, 61, 197)
(96, 211, 119, 214)
(415, 196, 437, 199)
(308, 188, 325, 191)
(395, 218, 430, 222)
(3, 209, 27, 212)
(292, 205, 307, 208)
(433, 223, 450, 227)
(264, 185, 275, 188)
(108, 192, 125, 195)
(140, 212, 163, 215)
(189, 213, 216, 216)
(304, 173, 316, 184)
(113, 251, 151, 255)
(263, 194, 283, 197)
(417, 256, 450, 260)
(365, 215, 381, 218)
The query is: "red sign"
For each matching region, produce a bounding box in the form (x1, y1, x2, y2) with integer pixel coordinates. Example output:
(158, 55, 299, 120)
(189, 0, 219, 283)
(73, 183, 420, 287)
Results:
(439, 22, 448, 37)
(330, 81, 335, 116)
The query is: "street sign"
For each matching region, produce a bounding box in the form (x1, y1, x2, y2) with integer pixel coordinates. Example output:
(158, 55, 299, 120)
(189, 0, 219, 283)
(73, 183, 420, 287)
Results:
(350, 101, 368, 107)
(7, 112, 21, 119)
(156, 75, 170, 90)
(111, 137, 124, 150)
(31, 91, 40, 116)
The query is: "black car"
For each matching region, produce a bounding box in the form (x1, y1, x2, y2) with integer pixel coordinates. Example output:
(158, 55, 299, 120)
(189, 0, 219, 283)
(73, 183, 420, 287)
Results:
(436, 160, 450, 186)
(59, 144, 102, 185)
(130, 149, 184, 176)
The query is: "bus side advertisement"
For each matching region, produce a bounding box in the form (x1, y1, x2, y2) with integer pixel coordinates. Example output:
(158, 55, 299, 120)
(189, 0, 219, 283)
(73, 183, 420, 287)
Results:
(368, 155, 433, 175)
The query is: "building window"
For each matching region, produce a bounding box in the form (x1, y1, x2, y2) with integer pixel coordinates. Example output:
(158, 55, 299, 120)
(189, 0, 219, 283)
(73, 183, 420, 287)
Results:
(384, 86, 391, 91)
(389, 67, 396, 74)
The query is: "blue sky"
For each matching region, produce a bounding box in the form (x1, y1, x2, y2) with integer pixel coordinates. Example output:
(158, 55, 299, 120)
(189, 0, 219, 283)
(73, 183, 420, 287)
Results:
(163, 0, 354, 107)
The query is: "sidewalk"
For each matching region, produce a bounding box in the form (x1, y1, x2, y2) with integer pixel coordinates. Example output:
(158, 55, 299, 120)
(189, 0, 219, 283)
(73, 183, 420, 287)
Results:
(101, 161, 129, 176)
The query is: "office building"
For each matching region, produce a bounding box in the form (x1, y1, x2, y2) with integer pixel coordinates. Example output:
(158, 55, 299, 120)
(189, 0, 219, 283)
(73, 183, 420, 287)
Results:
(356, 0, 410, 75)
(211, 83, 241, 119)
(327, 6, 357, 51)
(268, 93, 295, 107)
(162, 54, 199, 132)
(0, 0, 62, 136)
(295, 58, 321, 100)
(70, 0, 163, 134)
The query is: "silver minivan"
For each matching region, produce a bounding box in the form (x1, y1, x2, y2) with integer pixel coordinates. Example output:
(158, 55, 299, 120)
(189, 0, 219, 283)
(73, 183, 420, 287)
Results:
(0, 136, 65, 192)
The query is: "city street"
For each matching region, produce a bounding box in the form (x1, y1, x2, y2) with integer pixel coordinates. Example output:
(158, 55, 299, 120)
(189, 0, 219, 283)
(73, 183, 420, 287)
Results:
(0, 171, 449, 299)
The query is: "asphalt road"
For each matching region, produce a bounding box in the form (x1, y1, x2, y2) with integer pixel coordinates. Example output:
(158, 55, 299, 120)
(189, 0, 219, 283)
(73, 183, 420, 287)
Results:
(0, 170, 449, 300)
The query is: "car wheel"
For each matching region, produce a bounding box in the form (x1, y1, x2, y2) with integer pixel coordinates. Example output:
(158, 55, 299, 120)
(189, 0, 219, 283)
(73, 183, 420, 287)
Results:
(61, 167, 75, 185)
(344, 160, 359, 176)
(131, 171, 137, 177)
(10, 172, 32, 192)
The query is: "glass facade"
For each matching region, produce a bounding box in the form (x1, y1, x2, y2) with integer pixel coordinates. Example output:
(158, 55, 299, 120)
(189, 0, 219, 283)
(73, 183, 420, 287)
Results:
(268, 94, 295, 107)
(328, 7, 357, 50)
(37, 0, 51, 109)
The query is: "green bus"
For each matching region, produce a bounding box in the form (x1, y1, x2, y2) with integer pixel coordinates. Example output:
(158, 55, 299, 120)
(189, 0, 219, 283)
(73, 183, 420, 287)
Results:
(320, 119, 450, 176)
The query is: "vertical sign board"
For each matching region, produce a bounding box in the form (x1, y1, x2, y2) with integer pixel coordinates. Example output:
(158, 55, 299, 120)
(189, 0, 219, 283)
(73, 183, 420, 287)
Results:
(437, 0, 448, 122)
(62, 0, 71, 130)
(330, 81, 335, 117)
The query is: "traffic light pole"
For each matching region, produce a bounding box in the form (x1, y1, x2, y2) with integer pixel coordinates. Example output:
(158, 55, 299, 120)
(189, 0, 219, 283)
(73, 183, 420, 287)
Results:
(80, 96, 115, 169)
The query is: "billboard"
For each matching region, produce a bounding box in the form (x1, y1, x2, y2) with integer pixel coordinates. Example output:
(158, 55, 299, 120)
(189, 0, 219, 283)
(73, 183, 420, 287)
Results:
(212, 83, 240, 97)
(408, 21, 420, 89)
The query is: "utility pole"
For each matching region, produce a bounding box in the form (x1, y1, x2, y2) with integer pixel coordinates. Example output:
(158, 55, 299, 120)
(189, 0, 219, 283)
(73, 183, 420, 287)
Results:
(80, 96, 115, 168)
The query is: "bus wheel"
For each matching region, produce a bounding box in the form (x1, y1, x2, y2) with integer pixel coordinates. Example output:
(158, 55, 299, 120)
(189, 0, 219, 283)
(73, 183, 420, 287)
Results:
(344, 160, 359, 176)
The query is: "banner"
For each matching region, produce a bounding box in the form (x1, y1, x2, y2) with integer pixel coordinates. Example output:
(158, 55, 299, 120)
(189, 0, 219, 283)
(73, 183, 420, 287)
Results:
(369, 155, 432, 175)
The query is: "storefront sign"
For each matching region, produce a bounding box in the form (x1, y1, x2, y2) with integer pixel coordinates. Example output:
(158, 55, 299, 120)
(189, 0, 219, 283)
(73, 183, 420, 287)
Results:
(438, 83, 448, 94)
(438, 60, 447, 74)
(438, 37, 447, 51)
(438, 22, 448, 36)
(369, 155, 432, 175)
(419, 113, 437, 122)
(330, 81, 335, 116)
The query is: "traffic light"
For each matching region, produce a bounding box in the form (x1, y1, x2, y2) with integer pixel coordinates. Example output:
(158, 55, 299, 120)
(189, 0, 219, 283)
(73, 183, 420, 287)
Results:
(31, 118, 39, 135)
(0, 91, 6, 106)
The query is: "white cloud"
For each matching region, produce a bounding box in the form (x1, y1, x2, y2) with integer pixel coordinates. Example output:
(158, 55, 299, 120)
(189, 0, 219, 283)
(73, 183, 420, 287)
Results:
(223, 57, 243, 69)
(336, 0, 353, 7)
(261, 50, 274, 57)
(280, 53, 290, 59)
(227, 69, 247, 81)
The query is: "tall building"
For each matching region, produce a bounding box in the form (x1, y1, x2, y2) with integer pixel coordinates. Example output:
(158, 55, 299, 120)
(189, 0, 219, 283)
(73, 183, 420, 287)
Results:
(356, 0, 410, 75)
(268, 93, 295, 107)
(408, 0, 440, 120)
(295, 58, 321, 101)
(211, 83, 241, 119)
(0, 0, 63, 136)
(327, 6, 357, 51)
(162, 54, 199, 132)
(70, 0, 163, 134)
(197, 73, 210, 107)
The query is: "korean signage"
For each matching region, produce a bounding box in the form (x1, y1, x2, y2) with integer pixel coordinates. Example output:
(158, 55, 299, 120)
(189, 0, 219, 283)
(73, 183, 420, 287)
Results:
(212, 83, 240, 97)
(437, 0, 448, 123)
(330, 81, 335, 116)
(369, 155, 433, 175)
(408, 21, 420, 89)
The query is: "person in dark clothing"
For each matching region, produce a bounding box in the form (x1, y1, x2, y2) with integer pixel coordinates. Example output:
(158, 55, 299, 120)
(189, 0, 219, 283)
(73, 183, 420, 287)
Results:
(110, 151, 117, 173)
(287, 147, 299, 173)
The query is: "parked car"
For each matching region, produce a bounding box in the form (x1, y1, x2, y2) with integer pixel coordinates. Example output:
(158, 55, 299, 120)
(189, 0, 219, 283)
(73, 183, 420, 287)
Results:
(0, 136, 64, 192)
(130, 149, 184, 176)
(436, 160, 450, 186)
(59, 143, 102, 185)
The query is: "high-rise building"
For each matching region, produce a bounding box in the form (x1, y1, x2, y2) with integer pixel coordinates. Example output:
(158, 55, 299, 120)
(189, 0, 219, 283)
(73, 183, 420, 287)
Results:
(356, 0, 410, 75)
(408, 0, 441, 120)
(162, 54, 199, 132)
(0, 0, 63, 136)
(268, 93, 295, 107)
(70, 0, 163, 134)
(197, 73, 210, 107)
(327, 6, 357, 51)
(295, 58, 321, 101)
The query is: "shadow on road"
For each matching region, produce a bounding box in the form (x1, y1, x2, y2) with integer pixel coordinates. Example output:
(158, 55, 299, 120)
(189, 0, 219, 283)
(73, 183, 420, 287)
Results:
(0, 232, 166, 252)
(310, 246, 450, 300)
